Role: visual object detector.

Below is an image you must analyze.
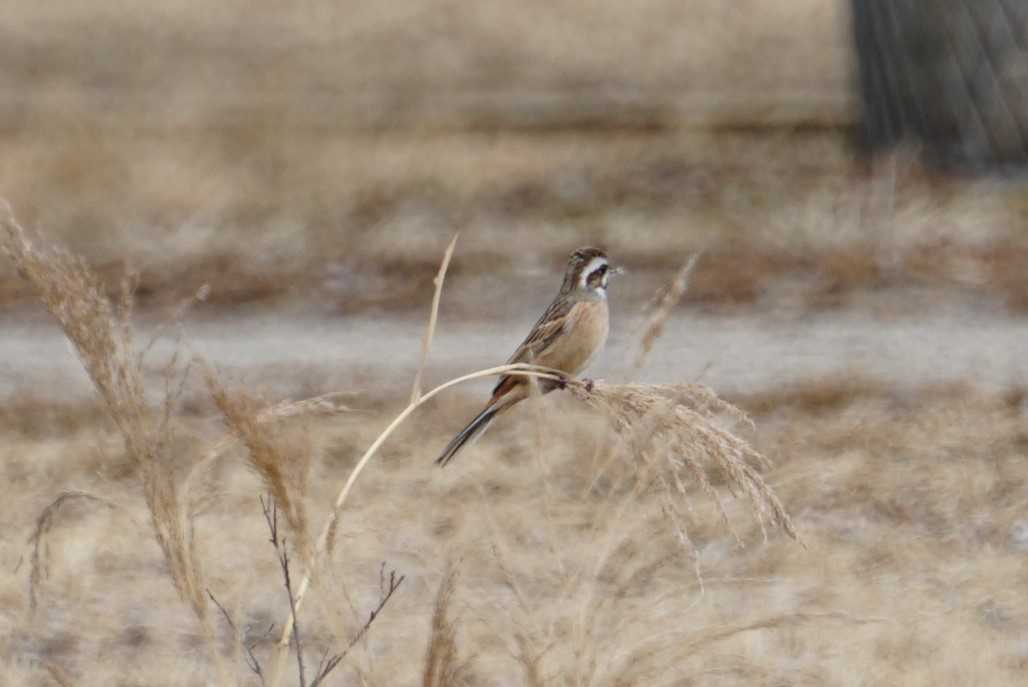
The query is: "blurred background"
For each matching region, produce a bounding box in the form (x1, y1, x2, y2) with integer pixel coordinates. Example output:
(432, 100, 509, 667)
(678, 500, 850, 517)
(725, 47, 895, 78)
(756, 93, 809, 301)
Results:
(3, 0, 1027, 400)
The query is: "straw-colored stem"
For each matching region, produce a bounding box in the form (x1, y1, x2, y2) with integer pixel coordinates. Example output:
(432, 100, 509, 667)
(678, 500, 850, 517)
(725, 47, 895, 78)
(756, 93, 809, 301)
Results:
(633, 252, 702, 371)
(411, 233, 458, 404)
(267, 362, 570, 687)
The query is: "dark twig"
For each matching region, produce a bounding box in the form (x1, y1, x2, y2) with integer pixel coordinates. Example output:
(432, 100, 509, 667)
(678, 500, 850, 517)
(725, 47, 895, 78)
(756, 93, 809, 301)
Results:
(207, 589, 267, 686)
(262, 495, 307, 687)
(260, 493, 278, 545)
(279, 539, 307, 687)
(313, 646, 333, 685)
(309, 564, 406, 686)
(222, 496, 404, 686)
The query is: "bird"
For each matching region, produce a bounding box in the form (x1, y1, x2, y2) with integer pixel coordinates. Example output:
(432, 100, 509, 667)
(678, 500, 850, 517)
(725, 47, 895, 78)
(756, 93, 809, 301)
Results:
(436, 246, 620, 466)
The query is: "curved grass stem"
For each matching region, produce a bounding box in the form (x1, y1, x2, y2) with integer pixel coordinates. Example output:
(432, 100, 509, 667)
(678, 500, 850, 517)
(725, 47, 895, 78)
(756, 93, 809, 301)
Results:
(267, 363, 574, 687)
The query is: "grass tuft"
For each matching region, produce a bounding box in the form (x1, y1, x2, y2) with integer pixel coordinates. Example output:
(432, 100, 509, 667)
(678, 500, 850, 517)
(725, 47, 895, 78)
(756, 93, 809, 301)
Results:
(422, 566, 471, 687)
(1, 204, 207, 619)
(205, 373, 314, 562)
(571, 381, 798, 545)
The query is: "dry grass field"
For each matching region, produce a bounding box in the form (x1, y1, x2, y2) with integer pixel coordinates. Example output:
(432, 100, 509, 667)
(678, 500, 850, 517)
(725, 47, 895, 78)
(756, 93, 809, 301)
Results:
(4, 129, 1028, 316)
(3, 1, 1028, 685)
(3, 207, 1028, 686)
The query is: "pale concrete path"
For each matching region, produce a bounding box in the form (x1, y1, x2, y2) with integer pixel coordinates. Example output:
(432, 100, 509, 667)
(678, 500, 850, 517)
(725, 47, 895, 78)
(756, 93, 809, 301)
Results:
(2, 302, 1025, 402)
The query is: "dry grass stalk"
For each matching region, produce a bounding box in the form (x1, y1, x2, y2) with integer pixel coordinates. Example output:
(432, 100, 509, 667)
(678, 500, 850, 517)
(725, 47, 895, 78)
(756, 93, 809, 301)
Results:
(634, 252, 702, 370)
(206, 591, 270, 685)
(266, 362, 570, 687)
(264, 368, 796, 683)
(1, 205, 207, 619)
(313, 562, 406, 684)
(569, 382, 797, 545)
(411, 233, 459, 404)
(478, 460, 698, 686)
(211, 497, 406, 687)
(513, 633, 548, 687)
(206, 372, 314, 561)
(422, 566, 470, 687)
(604, 611, 887, 684)
(27, 491, 126, 613)
(180, 389, 354, 524)
(256, 392, 355, 422)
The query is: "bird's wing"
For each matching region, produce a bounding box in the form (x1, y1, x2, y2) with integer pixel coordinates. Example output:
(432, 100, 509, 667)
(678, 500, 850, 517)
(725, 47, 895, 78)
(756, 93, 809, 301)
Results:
(492, 298, 578, 396)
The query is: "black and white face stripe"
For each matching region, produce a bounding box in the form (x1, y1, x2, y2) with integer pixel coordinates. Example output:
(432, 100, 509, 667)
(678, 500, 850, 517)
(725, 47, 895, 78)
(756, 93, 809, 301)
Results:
(580, 256, 610, 291)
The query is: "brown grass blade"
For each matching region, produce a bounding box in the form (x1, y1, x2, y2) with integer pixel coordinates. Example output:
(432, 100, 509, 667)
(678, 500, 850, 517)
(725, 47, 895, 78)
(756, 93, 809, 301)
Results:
(411, 233, 459, 404)
(205, 371, 314, 561)
(634, 252, 702, 370)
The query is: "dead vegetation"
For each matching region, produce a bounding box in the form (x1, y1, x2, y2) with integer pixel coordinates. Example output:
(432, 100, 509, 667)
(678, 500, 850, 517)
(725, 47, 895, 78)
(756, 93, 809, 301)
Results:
(421, 567, 470, 687)
(9, 375, 1028, 684)
(206, 378, 315, 564)
(0, 127, 1025, 315)
(0, 1, 1023, 323)
(3, 2, 1025, 682)
(2, 207, 207, 622)
(572, 381, 797, 546)
(3, 187, 1026, 684)
(2, 215, 804, 684)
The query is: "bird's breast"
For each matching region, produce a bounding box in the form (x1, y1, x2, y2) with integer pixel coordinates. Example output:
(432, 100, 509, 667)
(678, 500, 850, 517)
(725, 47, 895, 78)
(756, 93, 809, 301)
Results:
(539, 299, 609, 375)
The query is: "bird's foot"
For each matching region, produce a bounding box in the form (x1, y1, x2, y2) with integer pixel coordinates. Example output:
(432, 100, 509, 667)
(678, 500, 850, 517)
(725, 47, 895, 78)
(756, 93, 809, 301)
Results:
(581, 377, 595, 392)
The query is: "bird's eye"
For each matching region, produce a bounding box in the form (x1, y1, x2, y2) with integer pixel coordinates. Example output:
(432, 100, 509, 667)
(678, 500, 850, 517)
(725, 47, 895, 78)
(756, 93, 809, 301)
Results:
(597, 265, 608, 275)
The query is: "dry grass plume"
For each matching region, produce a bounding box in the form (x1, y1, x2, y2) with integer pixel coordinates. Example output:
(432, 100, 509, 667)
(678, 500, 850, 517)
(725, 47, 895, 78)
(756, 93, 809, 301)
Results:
(571, 381, 798, 547)
(1, 204, 207, 620)
(205, 373, 315, 561)
(422, 566, 471, 687)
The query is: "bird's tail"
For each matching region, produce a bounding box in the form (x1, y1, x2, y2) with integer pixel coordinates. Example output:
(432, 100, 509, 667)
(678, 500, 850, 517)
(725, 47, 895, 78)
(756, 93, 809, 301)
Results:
(436, 404, 500, 467)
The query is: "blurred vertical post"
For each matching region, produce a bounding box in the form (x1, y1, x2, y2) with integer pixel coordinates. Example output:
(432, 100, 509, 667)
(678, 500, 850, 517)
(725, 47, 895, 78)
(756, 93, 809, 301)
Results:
(852, 0, 1028, 173)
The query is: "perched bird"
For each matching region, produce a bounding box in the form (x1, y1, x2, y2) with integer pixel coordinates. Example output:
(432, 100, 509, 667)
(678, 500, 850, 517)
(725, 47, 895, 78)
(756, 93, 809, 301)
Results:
(436, 246, 620, 466)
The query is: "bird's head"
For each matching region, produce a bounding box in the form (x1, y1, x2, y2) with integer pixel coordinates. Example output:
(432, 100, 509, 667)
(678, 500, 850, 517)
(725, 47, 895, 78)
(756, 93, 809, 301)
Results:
(563, 246, 623, 297)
